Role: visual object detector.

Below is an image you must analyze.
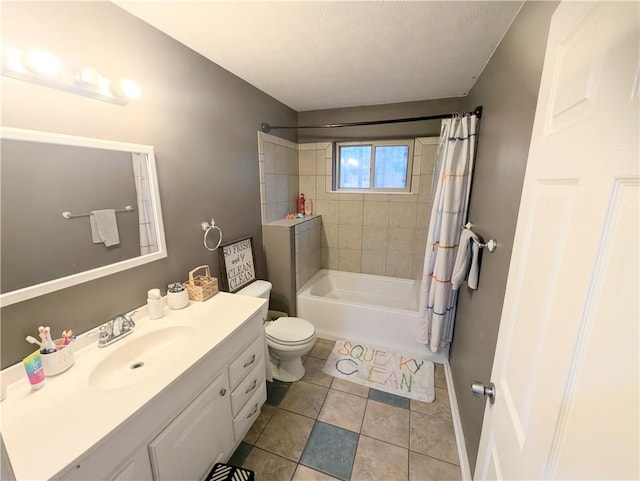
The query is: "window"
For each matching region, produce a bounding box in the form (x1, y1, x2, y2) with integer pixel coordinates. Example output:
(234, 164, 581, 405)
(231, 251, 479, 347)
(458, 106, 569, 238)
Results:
(335, 140, 414, 192)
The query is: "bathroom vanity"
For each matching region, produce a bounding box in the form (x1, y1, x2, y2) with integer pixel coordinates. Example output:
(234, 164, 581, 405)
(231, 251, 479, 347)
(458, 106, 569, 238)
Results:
(0, 293, 267, 480)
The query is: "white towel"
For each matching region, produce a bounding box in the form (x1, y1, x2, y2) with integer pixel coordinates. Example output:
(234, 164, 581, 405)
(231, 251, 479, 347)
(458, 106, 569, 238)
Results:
(90, 209, 120, 247)
(451, 229, 480, 290)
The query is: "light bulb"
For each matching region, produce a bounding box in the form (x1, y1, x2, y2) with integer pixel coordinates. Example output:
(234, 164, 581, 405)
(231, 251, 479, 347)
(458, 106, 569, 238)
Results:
(28, 49, 61, 76)
(78, 67, 102, 85)
(120, 78, 141, 99)
(4, 47, 25, 73)
(99, 77, 112, 97)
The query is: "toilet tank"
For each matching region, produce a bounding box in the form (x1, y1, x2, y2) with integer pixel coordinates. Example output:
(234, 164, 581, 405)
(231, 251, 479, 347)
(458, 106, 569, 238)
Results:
(236, 280, 272, 299)
(236, 280, 272, 320)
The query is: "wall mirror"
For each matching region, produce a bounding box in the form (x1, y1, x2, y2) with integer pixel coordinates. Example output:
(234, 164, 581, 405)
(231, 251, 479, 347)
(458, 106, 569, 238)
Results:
(0, 127, 167, 306)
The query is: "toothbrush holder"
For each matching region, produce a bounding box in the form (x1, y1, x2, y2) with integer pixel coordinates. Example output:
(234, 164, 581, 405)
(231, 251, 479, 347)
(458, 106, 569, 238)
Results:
(167, 289, 189, 310)
(41, 339, 75, 376)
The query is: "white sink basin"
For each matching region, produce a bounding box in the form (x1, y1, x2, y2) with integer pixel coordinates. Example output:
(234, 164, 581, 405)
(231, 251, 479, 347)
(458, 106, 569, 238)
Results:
(89, 326, 196, 391)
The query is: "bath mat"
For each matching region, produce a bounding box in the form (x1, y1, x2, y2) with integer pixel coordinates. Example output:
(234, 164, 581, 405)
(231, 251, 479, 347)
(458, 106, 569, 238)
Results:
(322, 339, 435, 403)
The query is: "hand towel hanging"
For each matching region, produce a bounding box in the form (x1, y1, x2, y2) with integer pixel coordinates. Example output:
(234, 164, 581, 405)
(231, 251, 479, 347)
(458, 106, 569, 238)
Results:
(90, 209, 120, 247)
(451, 229, 480, 290)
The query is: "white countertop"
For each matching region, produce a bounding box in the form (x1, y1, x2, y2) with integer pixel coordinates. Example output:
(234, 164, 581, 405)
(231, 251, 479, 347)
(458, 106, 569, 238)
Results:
(0, 293, 265, 481)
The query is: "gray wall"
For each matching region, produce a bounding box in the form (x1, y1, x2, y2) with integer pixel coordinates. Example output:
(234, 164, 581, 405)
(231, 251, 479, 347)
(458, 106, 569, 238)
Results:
(0, 1, 296, 368)
(298, 97, 468, 142)
(450, 1, 559, 472)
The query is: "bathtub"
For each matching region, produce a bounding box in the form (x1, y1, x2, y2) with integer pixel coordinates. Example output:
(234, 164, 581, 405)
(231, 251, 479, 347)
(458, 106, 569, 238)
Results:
(297, 269, 448, 363)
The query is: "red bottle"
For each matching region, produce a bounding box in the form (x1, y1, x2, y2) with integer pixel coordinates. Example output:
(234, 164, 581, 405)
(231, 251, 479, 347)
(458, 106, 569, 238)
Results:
(297, 193, 306, 215)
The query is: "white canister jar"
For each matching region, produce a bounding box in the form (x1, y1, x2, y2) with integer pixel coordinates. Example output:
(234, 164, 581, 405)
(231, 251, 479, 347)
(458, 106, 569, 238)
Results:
(167, 289, 189, 310)
(147, 297, 166, 319)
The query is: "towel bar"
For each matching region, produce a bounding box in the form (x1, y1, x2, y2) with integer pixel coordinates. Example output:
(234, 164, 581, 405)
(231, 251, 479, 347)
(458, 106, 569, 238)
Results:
(62, 205, 134, 219)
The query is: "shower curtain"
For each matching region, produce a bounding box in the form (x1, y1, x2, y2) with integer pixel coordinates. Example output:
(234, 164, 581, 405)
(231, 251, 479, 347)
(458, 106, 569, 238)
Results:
(132, 152, 158, 255)
(418, 114, 478, 352)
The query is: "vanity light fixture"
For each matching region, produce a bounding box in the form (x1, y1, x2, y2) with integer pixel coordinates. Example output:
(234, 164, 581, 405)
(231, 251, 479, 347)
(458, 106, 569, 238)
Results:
(1, 44, 141, 106)
(27, 49, 61, 76)
(120, 78, 141, 99)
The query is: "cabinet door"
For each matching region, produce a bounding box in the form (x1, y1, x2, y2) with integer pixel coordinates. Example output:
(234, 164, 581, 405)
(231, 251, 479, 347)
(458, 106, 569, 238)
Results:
(108, 447, 154, 481)
(58, 442, 153, 481)
(148, 373, 233, 481)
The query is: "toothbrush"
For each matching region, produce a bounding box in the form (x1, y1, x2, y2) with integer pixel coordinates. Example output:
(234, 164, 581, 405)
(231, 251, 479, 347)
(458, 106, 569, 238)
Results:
(62, 330, 74, 345)
(25, 335, 42, 348)
(39, 326, 56, 354)
(44, 327, 57, 352)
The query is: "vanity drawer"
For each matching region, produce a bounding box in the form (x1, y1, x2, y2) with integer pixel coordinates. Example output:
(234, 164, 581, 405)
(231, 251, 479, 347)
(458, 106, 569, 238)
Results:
(231, 357, 265, 417)
(233, 385, 267, 442)
(229, 336, 263, 390)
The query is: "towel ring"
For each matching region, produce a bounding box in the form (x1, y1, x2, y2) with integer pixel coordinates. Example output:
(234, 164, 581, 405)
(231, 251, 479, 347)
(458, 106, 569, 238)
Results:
(201, 218, 223, 252)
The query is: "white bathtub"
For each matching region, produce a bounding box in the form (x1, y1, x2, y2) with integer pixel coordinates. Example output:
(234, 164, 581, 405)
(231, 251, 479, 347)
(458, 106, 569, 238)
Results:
(297, 269, 448, 363)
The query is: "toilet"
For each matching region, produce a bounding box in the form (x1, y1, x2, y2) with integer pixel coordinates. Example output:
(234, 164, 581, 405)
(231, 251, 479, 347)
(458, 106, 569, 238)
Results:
(236, 280, 316, 382)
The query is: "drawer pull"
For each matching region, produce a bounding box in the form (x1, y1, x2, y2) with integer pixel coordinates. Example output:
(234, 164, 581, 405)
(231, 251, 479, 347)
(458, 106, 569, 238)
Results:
(246, 403, 259, 419)
(220, 388, 227, 396)
(245, 379, 258, 394)
(243, 354, 256, 368)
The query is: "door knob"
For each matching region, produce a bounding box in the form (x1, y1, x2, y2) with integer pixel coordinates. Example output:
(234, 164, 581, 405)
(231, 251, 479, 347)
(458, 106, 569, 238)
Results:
(471, 381, 496, 404)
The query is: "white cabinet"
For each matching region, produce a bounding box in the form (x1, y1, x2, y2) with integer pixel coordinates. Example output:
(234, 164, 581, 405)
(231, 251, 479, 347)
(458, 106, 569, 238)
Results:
(55, 309, 266, 481)
(58, 443, 153, 481)
(107, 448, 155, 481)
(149, 372, 233, 481)
(228, 335, 267, 443)
(148, 333, 266, 481)
(231, 358, 265, 417)
(229, 336, 264, 391)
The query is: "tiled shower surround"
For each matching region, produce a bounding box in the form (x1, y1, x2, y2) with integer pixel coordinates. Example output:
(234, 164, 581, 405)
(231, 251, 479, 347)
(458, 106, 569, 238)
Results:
(258, 133, 438, 280)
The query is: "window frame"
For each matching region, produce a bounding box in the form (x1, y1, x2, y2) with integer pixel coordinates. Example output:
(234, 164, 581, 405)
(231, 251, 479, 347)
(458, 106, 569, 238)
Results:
(334, 139, 415, 193)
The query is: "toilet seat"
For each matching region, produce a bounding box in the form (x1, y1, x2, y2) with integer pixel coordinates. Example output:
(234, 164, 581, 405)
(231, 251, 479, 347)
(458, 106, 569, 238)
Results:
(265, 317, 315, 345)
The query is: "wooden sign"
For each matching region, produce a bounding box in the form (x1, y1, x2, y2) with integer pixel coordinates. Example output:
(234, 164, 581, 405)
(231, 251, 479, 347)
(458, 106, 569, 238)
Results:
(218, 236, 256, 293)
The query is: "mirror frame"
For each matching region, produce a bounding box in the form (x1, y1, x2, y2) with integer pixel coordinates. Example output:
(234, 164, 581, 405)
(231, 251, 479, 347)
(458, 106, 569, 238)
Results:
(0, 126, 167, 307)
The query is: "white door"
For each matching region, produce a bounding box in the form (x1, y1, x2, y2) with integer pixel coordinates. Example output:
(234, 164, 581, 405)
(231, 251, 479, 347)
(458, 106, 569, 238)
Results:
(475, 2, 639, 480)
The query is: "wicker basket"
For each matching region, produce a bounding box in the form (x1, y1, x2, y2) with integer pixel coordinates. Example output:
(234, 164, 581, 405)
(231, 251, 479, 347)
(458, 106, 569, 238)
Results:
(183, 265, 218, 301)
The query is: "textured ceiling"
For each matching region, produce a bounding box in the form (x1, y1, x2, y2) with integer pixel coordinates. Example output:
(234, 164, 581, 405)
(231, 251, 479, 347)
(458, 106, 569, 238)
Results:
(115, 1, 523, 112)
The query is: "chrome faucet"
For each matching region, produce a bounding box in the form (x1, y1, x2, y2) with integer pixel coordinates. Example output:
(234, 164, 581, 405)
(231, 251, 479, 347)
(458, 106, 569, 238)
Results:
(98, 313, 136, 347)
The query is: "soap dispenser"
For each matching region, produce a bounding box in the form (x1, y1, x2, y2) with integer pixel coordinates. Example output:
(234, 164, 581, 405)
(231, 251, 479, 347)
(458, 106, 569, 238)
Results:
(297, 193, 306, 215)
(147, 288, 165, 319)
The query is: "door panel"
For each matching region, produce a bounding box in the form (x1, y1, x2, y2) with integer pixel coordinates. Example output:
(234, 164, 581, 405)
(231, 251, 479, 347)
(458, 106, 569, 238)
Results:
(475, 2, 639, 479)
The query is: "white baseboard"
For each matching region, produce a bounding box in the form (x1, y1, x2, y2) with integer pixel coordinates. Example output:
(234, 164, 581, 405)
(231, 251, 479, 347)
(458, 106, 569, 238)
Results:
(444, 362, 473, 480)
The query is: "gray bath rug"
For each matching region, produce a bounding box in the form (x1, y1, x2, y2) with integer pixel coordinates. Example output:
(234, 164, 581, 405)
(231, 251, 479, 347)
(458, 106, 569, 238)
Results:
(322, 339, 435, 403)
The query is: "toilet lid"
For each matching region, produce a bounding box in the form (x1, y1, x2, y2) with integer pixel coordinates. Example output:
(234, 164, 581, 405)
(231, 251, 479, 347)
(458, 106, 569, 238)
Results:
(265, 317, 315, 344)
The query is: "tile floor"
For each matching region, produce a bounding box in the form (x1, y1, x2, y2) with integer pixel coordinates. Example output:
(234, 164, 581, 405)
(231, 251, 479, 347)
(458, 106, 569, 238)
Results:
(228, 338, 462, 481)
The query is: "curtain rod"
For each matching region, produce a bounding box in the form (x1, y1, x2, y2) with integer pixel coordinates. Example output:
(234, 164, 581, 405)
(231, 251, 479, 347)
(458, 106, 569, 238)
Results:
(261, 105, 482, 133)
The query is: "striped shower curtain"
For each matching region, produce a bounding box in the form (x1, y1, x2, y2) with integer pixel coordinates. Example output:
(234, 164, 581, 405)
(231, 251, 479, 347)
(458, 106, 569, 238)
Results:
(132, 152, 158, 255)
(418, 114, 478, 352)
